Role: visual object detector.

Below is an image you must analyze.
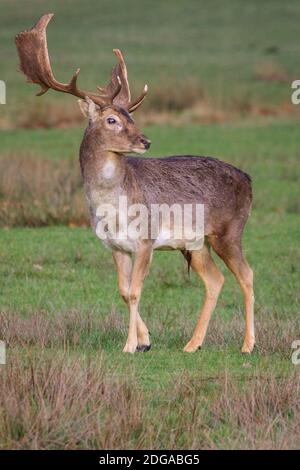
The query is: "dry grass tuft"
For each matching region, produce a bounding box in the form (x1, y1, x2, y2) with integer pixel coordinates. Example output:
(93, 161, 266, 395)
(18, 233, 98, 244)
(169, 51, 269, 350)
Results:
(205, 314, 300, 358)
(0, 352, 145, 449)
(2, 353, 298, 449)
(166, 371, 300, 449)
(16, 101, 83, 129)
(211, 372, 300, 449)
(0, 154, 88, 227)
(3, 79, 298, 130)
(254, 62, 291, 83)
(0, 310, 126, 350)
(1, 309, 299, 357)
(145, 78, 205, 112)
(0, 310, 299, 449)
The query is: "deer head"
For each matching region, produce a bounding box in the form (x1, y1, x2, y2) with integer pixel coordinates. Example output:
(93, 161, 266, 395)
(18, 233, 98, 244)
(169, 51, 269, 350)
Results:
(15, 13, 151, 154)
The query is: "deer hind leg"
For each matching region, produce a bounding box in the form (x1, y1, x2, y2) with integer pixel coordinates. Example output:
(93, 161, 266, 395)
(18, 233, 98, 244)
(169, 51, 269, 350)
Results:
(183, 243, 224, 353)
(113, 247, 152, 353)
(209, 236, 255, 353)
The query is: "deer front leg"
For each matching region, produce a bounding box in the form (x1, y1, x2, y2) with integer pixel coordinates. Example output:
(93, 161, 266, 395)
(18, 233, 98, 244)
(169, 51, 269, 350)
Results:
(112, 247, 152, 353)
(123, 244, 153, 353)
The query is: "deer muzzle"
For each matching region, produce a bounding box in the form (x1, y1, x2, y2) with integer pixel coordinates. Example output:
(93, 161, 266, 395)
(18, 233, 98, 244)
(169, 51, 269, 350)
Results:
(140, 135, 151, 150)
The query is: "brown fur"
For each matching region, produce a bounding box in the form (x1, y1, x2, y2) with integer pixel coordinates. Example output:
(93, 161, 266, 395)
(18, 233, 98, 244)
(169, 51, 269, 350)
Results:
(78, 105, 255, 354)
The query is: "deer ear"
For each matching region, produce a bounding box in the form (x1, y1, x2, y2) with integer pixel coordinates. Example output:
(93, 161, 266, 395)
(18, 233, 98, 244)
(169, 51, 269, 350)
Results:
(78, 98, 101, 122)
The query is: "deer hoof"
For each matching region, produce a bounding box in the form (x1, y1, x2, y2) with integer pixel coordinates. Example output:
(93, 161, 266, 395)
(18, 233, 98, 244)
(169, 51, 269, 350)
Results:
(241, 341, 255, 354)
(136, 344, 151, 353)
(123, 342, 137, 353)
(183, 341, 200, 353)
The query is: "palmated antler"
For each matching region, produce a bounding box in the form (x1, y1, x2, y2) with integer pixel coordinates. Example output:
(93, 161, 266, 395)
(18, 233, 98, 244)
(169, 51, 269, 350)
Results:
(15, 13, 148, 112)
(15, 14, 119, 106)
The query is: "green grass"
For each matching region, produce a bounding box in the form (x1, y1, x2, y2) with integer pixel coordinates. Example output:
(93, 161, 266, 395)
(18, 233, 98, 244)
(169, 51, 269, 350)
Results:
(1, 119, 300, 214)
(0, 121, 299, 379)
(1, 0, 300, 120)
(1, 125, 300, 449)
(1, 121, 299, 448)
(0, 172, 299, 448)
(1, 0, 300, 449)
(0, 209, 298, 354)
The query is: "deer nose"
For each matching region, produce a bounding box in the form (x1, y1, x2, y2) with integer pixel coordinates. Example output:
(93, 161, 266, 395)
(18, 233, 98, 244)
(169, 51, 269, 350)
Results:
(140, 136, 151, 149)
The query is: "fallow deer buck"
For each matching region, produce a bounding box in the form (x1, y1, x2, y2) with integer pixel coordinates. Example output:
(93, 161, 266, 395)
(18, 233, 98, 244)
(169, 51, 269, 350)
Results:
(16, 14, 255, 354)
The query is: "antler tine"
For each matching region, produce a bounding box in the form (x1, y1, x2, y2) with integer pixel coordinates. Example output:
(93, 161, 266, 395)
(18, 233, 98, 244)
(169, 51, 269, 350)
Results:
(97, 49, 131, 109)
(128, 84, 148, 112)
(15, 13, 109, 106)
(112, 49, 131, 106)
(105, 49, 148, 112)
(111, 75, 122, 100)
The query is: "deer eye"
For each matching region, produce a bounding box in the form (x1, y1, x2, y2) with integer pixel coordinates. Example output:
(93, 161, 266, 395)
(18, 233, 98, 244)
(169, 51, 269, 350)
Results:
(107, 117, 116, 125)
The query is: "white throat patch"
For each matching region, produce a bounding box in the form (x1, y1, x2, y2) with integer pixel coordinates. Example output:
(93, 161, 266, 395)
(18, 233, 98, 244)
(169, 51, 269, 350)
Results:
(102, 161, 116, 179)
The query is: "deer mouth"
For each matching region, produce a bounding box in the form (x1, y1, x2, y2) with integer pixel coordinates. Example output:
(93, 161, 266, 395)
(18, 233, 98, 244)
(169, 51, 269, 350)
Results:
(131, 147, 148, 155)
(131, 135, 151, 154)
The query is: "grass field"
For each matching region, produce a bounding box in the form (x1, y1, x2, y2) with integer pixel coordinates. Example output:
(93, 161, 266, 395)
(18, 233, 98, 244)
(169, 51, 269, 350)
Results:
(1, 0, 300, 125)
(1, 121, 300, 449)
(0, 0, 300, 451)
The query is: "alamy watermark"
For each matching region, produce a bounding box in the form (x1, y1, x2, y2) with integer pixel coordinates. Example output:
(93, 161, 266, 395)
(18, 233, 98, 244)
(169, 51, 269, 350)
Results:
(291, 80, 300, 105)
(0, 80, 6, 104)
(291, 340, 300, 365)
(0, 341, 5, 365)
(95, 196, 204, 250)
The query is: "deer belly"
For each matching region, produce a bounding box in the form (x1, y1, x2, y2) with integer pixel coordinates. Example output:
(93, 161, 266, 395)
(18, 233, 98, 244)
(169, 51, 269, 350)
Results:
(153, 230, 204, 251)
(153, 232, 182, 250)
(102, 234, 140, 253)
(91, 201, 204, 252)
(94, 214, 141, 253)
(153, 219, 204, 251)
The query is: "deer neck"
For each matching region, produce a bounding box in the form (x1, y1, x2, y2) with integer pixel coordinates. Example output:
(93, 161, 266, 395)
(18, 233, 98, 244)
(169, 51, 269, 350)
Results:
(95, 150, 125, 186)
(80, 128, 126, 191)
(80, 131, 133, 223)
